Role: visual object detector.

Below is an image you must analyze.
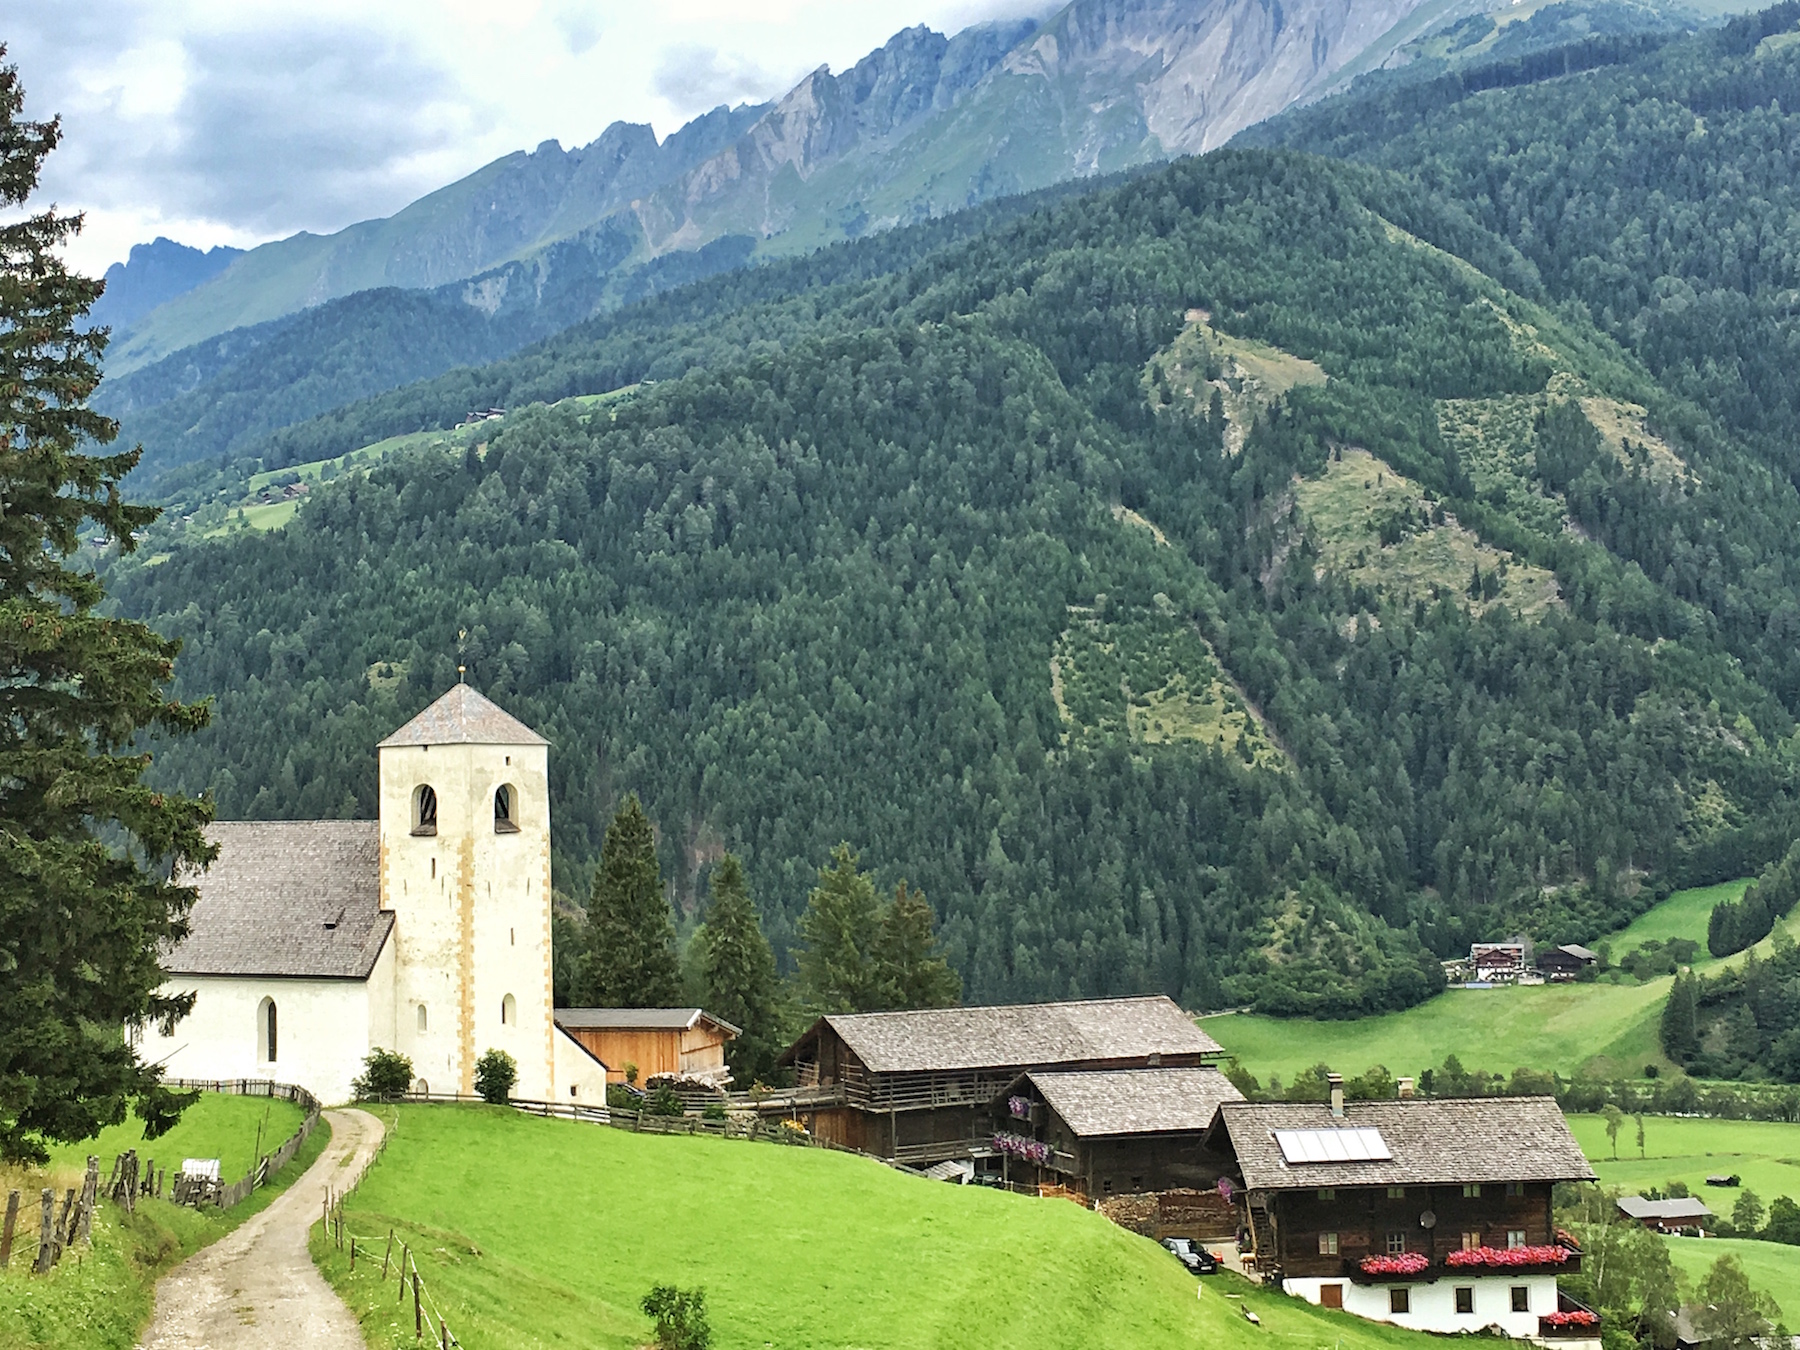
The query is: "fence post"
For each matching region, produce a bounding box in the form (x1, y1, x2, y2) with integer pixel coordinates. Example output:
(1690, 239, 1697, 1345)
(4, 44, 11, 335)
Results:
(0, 1190, 18, 1267)
(32, 1189, 54, 1273)
(350, 1237, 357, 1272)
(413, 1269, 423, 1340)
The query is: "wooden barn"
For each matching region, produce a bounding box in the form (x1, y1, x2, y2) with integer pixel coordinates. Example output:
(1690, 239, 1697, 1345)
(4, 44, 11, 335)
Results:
(776, 996, 1223, 1166)
(553, 1008, 739, 1086)
(1208, 1087, 1598, 1342)
(990, 1066, 1244, 1202)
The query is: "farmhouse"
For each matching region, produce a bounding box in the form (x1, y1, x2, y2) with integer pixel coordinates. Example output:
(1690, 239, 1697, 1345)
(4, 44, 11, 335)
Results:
(136, 686, 611, 1106)
(1470, 941, 1531, 983)
(778, 996, 1223, 1166)
(1208, 1082, 1599, 1345)
(1616, 1195, 1712, 1233)
(989, 1066, 1243, 1204)
(1536, 945, 1599, 980)
(554, 1008, 739, 1087)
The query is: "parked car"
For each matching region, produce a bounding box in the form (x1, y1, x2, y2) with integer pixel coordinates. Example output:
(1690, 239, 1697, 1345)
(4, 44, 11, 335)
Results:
(1161, 1237, 1218, 1274)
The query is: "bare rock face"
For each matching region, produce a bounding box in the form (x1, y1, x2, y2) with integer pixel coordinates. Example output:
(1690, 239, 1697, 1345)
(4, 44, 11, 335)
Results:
(109, 0, 1435, 373)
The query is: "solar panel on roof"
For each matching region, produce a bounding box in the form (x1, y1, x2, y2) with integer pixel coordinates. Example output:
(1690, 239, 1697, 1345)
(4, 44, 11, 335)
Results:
(1274, 1128, 1393, 1163)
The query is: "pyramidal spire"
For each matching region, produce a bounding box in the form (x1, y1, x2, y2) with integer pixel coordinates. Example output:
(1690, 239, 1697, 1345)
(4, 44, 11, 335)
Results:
(377, 685, 547, 748)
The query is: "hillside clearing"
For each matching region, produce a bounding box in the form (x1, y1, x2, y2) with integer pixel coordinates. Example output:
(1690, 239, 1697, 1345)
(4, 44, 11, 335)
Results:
(1661, 1236, 1798, 1317)
(1570, 1115, 1800, 1206)
(312, 1104, 1444, 1350)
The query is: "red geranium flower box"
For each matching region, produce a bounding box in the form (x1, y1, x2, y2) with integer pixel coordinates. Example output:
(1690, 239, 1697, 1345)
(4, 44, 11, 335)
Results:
(1545, 1310, 1599, 1326)
(1360, 1253, 1430, 1275)
(1446, 1245, 1571, 1268)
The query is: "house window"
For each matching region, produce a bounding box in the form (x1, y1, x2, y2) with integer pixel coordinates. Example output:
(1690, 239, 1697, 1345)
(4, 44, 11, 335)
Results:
(417, 1003, 428, 1033)
(1507, 1230, 1526, 1249)
(494, 784, 520, 833)
(413, 785, 438, 836)
(1456, 1288, 1475, 1315)
(1130, 1176, 1142, 1191)
(1511, 1287, 1530, 1314)
(501, 993, 516, 1026)
(1506, 1181, 1525, 1197)
(1319, 1233, 1339, 1255)
(1386, 1232, 1407, 1255)
(1318, 1188, 1336, 1201)
(1462, 1231, 1482, 1251)
(1463, 1183, 1482, 1198)
(1389, 1288, 1411, 1315)
(257, 997, 278, 1063)
(1387, 1186, 1406, 1199)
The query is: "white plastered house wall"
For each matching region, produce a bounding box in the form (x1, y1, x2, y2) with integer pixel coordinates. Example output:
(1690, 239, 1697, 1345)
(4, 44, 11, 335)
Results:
(1283, 1273, 1565, 1340)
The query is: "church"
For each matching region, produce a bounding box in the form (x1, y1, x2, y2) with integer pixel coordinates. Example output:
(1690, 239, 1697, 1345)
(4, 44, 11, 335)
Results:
(138, 685, 611, 1107)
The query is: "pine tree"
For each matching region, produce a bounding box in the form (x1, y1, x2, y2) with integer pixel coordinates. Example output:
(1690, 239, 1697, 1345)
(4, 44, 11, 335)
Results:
(1660, 970, 1698, 1063)
(578, 795, 680, 1007)
(796, 843, 882, 1014)
(874, 880, 961, 1011)
(695, 853, 783, 1083)
(0, 54, 215, 1164)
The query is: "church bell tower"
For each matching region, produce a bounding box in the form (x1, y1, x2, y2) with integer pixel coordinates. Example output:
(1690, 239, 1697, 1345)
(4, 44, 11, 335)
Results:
(376, 685, 554, 1100)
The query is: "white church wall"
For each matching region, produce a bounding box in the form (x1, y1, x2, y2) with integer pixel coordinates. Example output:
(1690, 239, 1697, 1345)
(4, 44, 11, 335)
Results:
(141, 974, 372, 1105)
(380, 735, 555, 1100)
(553, 1027, 611, 1104)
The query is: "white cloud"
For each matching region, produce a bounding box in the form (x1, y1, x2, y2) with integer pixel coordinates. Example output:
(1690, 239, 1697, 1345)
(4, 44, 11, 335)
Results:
(8, 0, 1055, 275)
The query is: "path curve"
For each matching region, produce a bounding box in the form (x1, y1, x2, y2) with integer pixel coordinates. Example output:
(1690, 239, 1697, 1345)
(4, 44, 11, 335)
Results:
(137, 1107, 386, 1350)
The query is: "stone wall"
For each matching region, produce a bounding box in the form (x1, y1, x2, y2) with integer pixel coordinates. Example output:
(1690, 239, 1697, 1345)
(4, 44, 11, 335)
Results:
(1097, 1188, 1238, 1240)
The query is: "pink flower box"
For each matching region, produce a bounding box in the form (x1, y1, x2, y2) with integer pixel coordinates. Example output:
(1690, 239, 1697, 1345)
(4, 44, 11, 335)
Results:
(1545, 1310, 1599, 1327)
(1446, 1245, 1571, 1268)
(1360, 1253, 1430, 1275)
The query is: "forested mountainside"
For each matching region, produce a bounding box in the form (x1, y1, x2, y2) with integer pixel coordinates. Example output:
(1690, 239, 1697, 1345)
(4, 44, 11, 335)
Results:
(112, 148, 1800, 1015)
(99, 0, 1725, 495)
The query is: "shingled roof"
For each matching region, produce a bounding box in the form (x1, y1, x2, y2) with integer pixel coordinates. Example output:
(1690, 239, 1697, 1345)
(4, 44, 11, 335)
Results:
(556, 1008, 742, 1036)
(1214, 1098, 1597, 1191)
(163, 821, 391, 980)
(377, 684, 548, 748)
(1017, 1067, 1245, 1137)
(785, 996, 1222, 1074)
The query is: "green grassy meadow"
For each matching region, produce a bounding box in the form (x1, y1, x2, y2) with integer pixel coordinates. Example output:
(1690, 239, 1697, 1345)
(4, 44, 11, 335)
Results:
(0, 1105, 329, 1350)
(1569, 1115, 1800, 1212)
(313, 1104, 1447, 1350)
(1206, 877, 1800, 1083)
(43, 1091, 306, 1184)
(1661, 1237, 1798, 1318)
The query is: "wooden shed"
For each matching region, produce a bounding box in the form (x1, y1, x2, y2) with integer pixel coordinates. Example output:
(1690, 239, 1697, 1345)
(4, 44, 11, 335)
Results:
(554, 1008, 739, 1086)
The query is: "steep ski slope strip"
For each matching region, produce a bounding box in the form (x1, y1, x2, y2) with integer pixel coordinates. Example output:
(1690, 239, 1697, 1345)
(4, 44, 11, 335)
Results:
(111, 153, 1800, 1014)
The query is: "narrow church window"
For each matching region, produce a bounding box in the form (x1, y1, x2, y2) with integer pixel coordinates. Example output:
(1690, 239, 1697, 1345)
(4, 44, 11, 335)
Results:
(502, 993, 516, 1025)
(258, 997, 278, 1063)
(494, 784, 520, 833)
(413, 785, 438, 836)
(417, 1003, 428, 1033)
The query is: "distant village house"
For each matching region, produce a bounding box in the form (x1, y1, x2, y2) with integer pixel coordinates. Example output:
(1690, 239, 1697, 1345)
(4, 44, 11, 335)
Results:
(1616, 1195, 1712, 1234)
(554, 1008, 738, 1087)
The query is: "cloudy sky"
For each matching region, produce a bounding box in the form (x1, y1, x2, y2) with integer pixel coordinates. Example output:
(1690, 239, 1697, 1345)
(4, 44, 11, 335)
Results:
(10, 0, 1048, 275)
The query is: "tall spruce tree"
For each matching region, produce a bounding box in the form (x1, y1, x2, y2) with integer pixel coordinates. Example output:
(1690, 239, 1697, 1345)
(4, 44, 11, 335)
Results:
(0, 54, 214, 1164)
(695, 853, 782, 1083)
(577, 795, 680, 1007)
(796, 843, 882, 1014)
(1660, 969, 1698, 1063)
(874, 881, 960, 1011)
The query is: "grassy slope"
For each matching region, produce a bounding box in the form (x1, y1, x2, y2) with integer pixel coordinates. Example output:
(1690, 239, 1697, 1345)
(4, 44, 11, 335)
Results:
(0, 1111, 330, 1350)
(1662, 1237, 1797, 1319)
(1569, 1115, 1800, 1212)
(43, 1092, 305, 1184)
(313, 1104, 1444, 1350)
(1206, 878, 1800, 1082)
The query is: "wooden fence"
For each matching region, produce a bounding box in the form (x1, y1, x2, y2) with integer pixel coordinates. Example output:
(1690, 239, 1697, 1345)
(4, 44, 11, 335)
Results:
(163, 1077, 322, 1210)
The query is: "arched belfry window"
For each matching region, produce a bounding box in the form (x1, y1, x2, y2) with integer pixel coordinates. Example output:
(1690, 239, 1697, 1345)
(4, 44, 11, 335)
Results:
(494, 784, 520, 833)
(417, 1003, 428, 1033)
(412, 785, 437, 836)
(257, 997, 278, 1063)
(501, 993, 516, 1026)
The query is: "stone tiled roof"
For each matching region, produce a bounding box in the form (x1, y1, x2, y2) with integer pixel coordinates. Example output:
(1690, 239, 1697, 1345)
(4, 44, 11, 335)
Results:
(789, 996, 1222, 1074)
(1020, 1067, 1245, 1137)
(1217, 1097, 1597, 1191)
(163, 821, 391, 980)
(377, 685, 548, 748)
(556, 1008, 742, 1036)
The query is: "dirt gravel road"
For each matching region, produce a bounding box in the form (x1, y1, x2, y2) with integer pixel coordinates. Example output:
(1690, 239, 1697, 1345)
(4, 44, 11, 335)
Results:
(137, 1106, 385, 1350)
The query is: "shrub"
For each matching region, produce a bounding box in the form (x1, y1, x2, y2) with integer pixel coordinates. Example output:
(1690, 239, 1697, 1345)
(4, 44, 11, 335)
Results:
(701, 1101, 728, 1121)
(474, 1048, 517, 1104)
(606, 1084, 639, 1111)
(352, 1047, 414, 1100)
(641, 1284, 711, 1350)
(645, 1084, 684, 1117)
